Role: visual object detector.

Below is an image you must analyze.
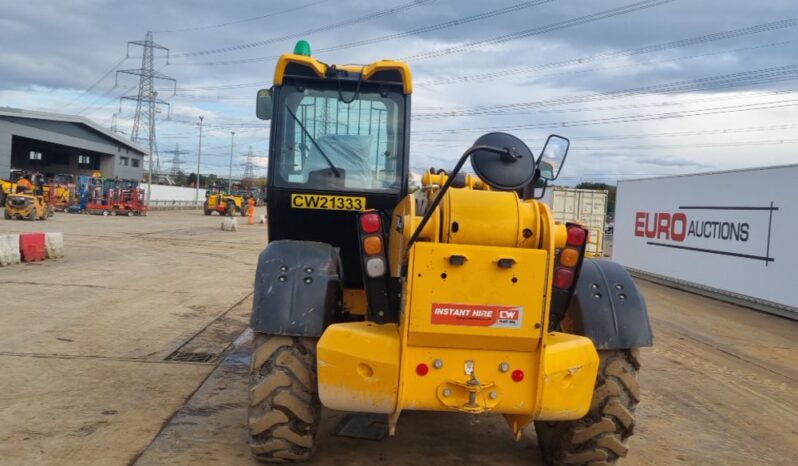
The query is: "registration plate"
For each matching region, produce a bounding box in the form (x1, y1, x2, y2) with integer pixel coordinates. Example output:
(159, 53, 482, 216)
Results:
(290, 193, 366, 211)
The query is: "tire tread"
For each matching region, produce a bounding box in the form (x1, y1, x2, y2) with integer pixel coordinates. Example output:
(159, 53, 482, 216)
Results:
(535, 350, 640, 466)
(248, 333, 320, 463)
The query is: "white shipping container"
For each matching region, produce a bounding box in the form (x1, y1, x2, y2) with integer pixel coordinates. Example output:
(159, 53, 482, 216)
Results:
(545, 187, 608, 256)
(142, 184, 206, 202)
(612, 164, 798, 319)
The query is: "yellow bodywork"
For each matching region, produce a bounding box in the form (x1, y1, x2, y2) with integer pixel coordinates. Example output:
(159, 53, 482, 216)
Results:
(317, 176, 599, 436)
(51, 184, 72, 210)
(4, 193, 51, 220)
(275, 50, 598, 438)
(205, 192, 244, 213)
(273, 53, 413, 94)
(1, 178, 16, 199)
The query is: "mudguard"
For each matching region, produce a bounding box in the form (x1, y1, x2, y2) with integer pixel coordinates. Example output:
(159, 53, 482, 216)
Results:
(250, 240, 341, 337)
(564, 259, 653, 349)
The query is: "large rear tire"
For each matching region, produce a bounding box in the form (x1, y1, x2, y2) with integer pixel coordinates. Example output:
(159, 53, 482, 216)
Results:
(535, 350, 640, 466)
(249, 333, 320, 463)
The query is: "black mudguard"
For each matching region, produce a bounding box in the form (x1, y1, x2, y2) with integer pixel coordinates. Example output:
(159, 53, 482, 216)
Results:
(564, 259, 653, 349)
(250, 240, 341, 337)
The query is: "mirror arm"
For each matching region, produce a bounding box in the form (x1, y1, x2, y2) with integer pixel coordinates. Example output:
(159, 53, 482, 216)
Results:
(406, 145, 506, 252)
(532, 178, 548, 200)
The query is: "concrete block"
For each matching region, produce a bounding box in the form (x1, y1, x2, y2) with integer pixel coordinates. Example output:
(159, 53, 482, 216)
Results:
(0, 234, 21, 266)
(20, 232, 46, 262)
(221, 217, 238, 231)
(45, 232, 65, 259)
(258, 214, 267, 224)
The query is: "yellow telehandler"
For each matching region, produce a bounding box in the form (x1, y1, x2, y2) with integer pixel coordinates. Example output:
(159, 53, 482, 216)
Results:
(247, 41, 652, 465)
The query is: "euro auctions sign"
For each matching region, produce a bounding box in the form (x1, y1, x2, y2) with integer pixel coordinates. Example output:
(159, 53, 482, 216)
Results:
(613, 165, 798, 315)
(633, 208, 770, 263)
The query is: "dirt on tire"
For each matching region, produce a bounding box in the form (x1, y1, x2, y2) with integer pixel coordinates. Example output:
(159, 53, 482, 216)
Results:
(535, 349, 640, 465)
(248, 333, 321, 463)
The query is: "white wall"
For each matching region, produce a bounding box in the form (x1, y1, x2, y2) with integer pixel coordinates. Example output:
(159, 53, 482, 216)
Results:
(613, 165, 798, 316)
(142, 184, 206, 202)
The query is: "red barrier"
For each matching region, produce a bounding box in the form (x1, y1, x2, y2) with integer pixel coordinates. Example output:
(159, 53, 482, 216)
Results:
(19, 232, 46, 262)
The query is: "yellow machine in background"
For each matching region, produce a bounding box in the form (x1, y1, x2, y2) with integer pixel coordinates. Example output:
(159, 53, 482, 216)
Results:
(248, 42, 651, 466)
(49, 174, 75, 211)
(204, 187, 245, 216)
(1, 169, 30, 206)
(0, 178, 15, 206)
(4, 173, 53, 220)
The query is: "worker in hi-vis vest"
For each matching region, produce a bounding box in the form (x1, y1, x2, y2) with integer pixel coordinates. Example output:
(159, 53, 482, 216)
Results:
(247, 196, 256, 225)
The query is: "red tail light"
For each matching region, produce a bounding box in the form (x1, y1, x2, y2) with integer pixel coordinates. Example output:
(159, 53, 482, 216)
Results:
(511, 369, 525, 382)
(567, 227, 587, 246)
(553, 267, 574, 289)
(360, 212, 381, 233)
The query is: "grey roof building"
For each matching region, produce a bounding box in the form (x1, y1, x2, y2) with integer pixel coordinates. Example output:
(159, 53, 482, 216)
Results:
(0, 107, 147, 180)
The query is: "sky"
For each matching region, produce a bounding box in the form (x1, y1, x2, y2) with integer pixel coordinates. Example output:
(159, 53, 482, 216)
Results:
(1, 0, 797, 183)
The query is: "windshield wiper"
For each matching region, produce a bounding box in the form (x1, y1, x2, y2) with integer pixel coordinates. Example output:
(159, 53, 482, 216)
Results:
(285, 106, 341, 178)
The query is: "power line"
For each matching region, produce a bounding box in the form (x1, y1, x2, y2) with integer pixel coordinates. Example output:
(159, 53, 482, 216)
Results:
(76, 85, 121, 116)
(413, 63, 798, 119)
(413, 98, 798, 134)
(420, 38, 798, 94)
(569, 138, 798, 151)
(168, 37, 798, 100)
(403, 0, 678, 61)
(528, 87, 798, 115)
(173, 36, 796, 94)
(415, 17, 798, 86)
(173, 0, 436, 58)
(164, 116, 264, 129)
(155, 0, 330, 34)
(170, 81, 270, 92)
(413, 123, 798, 144)
(63, 56, 128, 109)
(163, 17, 798, 93)
(567, 123, 798, 141)
(177, 0, 558, 66)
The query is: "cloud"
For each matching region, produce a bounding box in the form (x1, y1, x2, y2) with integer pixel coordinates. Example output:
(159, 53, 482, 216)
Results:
(1, 0, 797, 178)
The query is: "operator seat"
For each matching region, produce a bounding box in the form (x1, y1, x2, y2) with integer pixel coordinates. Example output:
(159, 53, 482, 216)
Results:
(303, 134, 374, 190)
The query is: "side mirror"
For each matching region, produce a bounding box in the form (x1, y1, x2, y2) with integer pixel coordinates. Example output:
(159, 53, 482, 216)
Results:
(470, 132, 536, 190)
(256, 88, 273, 121)
(537, 134, 570, 181)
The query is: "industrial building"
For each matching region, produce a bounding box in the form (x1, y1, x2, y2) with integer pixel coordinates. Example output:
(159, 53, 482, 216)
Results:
(0, 107, 147, 180)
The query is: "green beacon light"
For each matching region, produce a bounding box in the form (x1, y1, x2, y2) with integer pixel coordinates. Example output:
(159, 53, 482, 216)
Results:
(294, 40, 311, 57)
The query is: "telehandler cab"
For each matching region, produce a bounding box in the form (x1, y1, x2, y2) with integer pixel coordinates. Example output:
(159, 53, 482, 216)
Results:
(249, 41, 653, 465)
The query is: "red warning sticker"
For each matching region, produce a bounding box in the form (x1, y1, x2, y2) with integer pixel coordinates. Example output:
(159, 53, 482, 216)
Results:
(430, 302, 523, 328)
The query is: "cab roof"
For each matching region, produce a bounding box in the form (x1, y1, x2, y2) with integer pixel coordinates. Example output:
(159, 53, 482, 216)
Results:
(273, 53, 413, 95)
